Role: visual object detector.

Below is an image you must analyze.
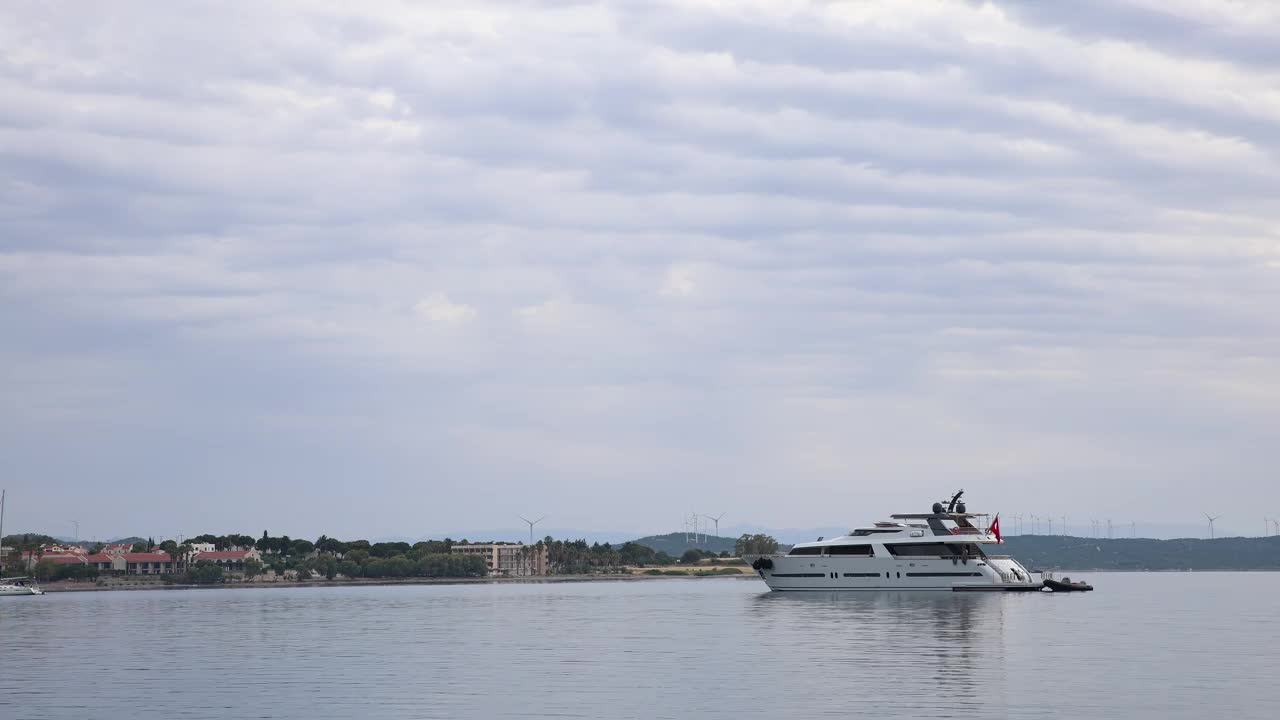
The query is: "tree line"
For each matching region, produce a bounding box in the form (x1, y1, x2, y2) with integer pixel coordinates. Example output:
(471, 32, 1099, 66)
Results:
(6, 530, 784, 582)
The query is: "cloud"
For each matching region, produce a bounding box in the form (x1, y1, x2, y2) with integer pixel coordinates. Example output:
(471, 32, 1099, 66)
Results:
(1, 0, 1278, 538)
(413, 294, 476, 325)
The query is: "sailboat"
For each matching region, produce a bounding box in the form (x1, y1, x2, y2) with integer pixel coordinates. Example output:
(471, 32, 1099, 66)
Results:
(0, 577, 44, 596)
(0, 490, 45, 596)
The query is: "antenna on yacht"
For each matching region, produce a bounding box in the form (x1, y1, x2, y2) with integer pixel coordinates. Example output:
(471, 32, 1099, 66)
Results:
(1204, 513, 1220, 540)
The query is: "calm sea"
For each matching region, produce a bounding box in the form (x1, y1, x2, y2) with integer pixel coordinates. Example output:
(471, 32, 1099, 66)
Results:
(2, 573, 1277, 719)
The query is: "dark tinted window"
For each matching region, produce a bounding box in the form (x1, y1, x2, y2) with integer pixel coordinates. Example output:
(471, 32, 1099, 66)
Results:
(787, 546, 823, 556)
(885, 543, 950, 557)
(827, 544, 873, 556)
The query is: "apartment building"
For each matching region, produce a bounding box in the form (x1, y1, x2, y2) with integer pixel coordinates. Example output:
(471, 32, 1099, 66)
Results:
(451, 543, 548, 576)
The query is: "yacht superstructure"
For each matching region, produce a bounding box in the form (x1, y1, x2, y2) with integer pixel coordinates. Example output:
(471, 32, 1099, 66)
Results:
(750, 491, 1038, 592)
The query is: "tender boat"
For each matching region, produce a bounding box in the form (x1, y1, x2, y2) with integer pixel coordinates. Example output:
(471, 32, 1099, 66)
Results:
(749, 490, 1040, 592)
(0, 577, 45, 596)
(1042, 575, 1093, 592)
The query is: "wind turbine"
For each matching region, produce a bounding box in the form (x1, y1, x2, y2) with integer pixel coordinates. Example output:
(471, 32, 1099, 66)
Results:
(1011, 515, 1022, 536)
(703, 513, 725, 542)
(1030, 514, 1039, 535)
(72, 520, 80, 544)
(1204, 513, 1220, 540)
(1060, 515, 1067, 537)
(518, 515, 545, 546)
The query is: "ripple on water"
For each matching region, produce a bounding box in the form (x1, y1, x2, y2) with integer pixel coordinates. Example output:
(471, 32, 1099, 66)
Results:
(1, 574, 1277, 719)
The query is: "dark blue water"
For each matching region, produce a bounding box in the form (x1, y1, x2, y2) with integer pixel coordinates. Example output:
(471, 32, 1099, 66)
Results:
(1, 573, 1276, 719)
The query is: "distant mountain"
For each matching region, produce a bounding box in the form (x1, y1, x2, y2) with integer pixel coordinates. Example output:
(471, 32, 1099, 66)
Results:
(1003, 535, 1280, 571)
(629, 533, 739, 556)
(627, 532, 797, 556)
(379, 528, 640, 545)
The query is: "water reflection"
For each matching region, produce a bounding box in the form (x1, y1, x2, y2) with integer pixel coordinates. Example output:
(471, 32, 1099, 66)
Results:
(748, 590, 1004, 712)
(2, 576, 1277, 720)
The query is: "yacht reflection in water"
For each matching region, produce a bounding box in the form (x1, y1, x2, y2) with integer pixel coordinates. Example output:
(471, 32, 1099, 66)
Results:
(747, 590, 1012, 714)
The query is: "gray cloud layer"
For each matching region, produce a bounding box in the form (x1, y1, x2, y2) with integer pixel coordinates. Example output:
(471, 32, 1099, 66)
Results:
(2, 1, 1278, 539)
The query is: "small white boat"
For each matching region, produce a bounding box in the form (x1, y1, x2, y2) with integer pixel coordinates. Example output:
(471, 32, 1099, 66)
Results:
(0, 577, 45, 596)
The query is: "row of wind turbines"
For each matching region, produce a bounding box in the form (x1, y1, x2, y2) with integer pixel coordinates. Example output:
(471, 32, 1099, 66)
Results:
(1003, 513, 1280, 539)
(1001, 515, 1139, 538)
(682, 511, 726, 545)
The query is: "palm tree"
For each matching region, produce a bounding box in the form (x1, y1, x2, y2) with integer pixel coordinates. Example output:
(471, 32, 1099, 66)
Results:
(167, 543, 193, 575)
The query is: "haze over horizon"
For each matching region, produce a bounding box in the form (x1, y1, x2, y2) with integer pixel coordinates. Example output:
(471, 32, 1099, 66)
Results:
(3, 2, 1278, 541)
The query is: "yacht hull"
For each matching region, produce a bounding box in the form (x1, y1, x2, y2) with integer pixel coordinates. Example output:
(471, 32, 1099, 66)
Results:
(754, 555, 1037, 592)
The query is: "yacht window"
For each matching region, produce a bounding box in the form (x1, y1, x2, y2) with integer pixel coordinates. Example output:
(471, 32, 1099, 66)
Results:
(944, 543, 987, 558)
(787, 546, 823, 556)
(884, 543, 950, 557)
(827, 544, 873, 556)
(851, 529, 901, 536)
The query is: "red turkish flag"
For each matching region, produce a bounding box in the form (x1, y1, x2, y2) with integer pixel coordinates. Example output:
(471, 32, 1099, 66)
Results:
(989, 515, 1002, 543)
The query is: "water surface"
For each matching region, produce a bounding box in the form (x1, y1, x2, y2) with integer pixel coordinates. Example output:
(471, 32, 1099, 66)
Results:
(2, 573, 1276, 719)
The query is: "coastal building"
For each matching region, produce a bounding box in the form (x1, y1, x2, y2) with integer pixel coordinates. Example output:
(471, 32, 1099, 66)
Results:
(101, 552, 183, 575)
(85, 553, 115, 572)
(39, 543, 86, 556)
(23, 552, 87, 569)
(77, 548, 261, 575)
(192, 549, 261, 571)
(188, 542, 216, 554)
(451, 543, 548, 576)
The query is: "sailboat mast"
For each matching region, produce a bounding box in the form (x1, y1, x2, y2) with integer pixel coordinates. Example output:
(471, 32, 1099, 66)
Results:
(0, 489, 6, 573)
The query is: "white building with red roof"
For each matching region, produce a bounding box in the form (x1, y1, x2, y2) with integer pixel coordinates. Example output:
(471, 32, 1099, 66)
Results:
(23, 551, 87, 569)
(192, 549, 261, 571)
(83, 551, 186, 575)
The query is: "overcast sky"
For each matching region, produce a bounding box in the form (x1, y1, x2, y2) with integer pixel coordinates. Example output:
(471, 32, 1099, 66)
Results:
(2, 1, 1278, 541)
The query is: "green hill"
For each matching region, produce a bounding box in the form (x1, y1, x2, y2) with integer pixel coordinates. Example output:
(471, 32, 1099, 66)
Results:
(630, 533, 740, 556)
(1002, 535, 1280, 571)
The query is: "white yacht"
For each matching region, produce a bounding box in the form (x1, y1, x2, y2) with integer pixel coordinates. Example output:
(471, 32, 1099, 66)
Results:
(0, 577, 44, 596)
(750, 491, 1039, 592)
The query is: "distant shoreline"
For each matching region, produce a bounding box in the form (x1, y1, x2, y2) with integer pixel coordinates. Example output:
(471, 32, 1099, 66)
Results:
(38, 573, 757, 593)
